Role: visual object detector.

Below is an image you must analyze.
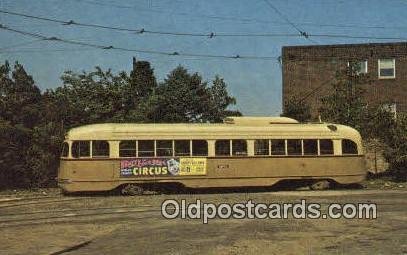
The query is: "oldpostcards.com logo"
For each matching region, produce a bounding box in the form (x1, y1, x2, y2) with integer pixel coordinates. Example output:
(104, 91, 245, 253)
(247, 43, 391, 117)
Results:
(161, 199, 377, 224)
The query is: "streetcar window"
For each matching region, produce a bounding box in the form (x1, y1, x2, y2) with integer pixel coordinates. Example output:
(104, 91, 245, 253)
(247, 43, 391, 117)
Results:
(271, 139, 286, 155)
(92, 141, 110, 158)
(303, 139, 318, 155)
(287, 139, 302, 155)
(232, 140, 247, 156)
(119, 141, 137, 157)
(255, 140, 269, 155)
(320, 139, 334, 155)
(342, 139, 358, 154)
(175, 140, 190, 156)
(156, 140, 173, 156)
(72, 141, 90, 158)
(138, 140, 154, 157)
(192, 140, 208, 156)
(215, 140, 230, 156)
(61, 142, 69, 157)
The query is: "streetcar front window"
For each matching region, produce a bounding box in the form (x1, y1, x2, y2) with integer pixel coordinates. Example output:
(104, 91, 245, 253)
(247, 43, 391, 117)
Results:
(61, 142, 69, 158)
(342, 139, 358, 155)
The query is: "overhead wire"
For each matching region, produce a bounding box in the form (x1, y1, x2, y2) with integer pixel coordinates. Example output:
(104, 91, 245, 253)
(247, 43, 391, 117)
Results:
(0, 24, 279, 60)
(1, 9, 407, 41)
(72, 0, 407, 31)
(262, 0, 319, 44)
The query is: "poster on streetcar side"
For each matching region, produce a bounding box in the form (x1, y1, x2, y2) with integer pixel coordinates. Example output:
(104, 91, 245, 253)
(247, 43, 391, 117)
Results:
(120, 158, 207, 177)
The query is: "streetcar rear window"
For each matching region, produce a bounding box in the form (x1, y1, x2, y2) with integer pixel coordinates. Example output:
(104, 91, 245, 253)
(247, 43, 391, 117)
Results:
(271, 139, 286, 155)
(156, 140, 173, 157)
(342, 139, 358, 154)
(72, 141, 90, 158)
(303, 139, 318, 155)
(138, 140, 154, 157)
(119, 141, 137, 157)
(192, 140, 208, 156)
(255, 140, 269, 155)
(320, 139, 334, 155)
(215, 140, 230, 156)
(92, 141, 109, 158)
(175, 140, 190, 156)
(287, 139, 302, 156)
(232, 140, 247, 156)
(61, 142, 69, 157)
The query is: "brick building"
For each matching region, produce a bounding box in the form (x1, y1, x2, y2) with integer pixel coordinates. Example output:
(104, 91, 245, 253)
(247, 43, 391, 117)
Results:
(282, 42, 407, 118)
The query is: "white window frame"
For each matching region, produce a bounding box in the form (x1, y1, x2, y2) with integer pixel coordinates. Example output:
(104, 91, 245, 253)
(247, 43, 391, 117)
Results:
(348, 60, 368, 75)
(378, 59, 396, 79)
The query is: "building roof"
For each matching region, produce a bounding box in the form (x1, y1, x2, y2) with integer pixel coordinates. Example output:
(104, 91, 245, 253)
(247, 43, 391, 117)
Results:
(282, 41, 407, 51)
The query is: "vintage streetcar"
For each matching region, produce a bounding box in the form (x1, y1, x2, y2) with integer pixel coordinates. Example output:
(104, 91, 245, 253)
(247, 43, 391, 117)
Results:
(57, 117, 366, 195)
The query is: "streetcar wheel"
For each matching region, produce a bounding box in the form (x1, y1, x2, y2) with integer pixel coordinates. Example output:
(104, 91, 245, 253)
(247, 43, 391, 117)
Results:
(121, 184, 144, 196)
(310, 180, 331, 190)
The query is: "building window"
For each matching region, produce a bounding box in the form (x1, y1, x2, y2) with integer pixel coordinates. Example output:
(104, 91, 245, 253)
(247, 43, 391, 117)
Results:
(174, 140, 190, 156)
(72, 141, 90, 158)
(232, 140, 247, 156)
(378, 59, 395, 79)
(192, 140, 208, 156)
(119, 141, 137, 157)
(138, 140, 154, 157)
(215, 140, 230, 156)
(156, 140, 173, 157)
(348, 60, 367, 74)
(254, 140, 269, 155)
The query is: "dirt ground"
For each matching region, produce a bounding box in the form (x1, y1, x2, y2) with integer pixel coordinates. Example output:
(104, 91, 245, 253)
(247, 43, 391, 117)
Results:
(0, 186, 406, 255)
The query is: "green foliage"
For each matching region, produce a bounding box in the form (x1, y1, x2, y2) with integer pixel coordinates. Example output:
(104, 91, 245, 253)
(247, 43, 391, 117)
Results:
(281, 97, 311, 122)
(0, 59, 238, 189)
(319, 62, 371, 130)
(0, 61, 59, 189)
(381, 114, 407, 181)
(318, 62, 406, 180)
(154, 66, 238, 122)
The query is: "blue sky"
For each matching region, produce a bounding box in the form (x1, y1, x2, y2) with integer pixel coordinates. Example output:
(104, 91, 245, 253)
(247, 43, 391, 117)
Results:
(1, 0, 406, 116)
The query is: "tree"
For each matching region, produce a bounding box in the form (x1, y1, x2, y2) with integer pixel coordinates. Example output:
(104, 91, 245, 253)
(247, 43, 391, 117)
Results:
(319, 62, 371, 130)
(125, 58, 158, 121)
(205, 76, 239, 122)
(282, 96, 311, 122)
(154, 66, 238, 123)
(0, 61, 45, 188)
(51, 67, 129, 126)
(318, 61, 406, 180)
(0, 59, 240, 189)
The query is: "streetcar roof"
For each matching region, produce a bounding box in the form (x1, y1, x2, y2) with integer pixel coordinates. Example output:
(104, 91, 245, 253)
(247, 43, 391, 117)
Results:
(65, 117, 362, 141)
